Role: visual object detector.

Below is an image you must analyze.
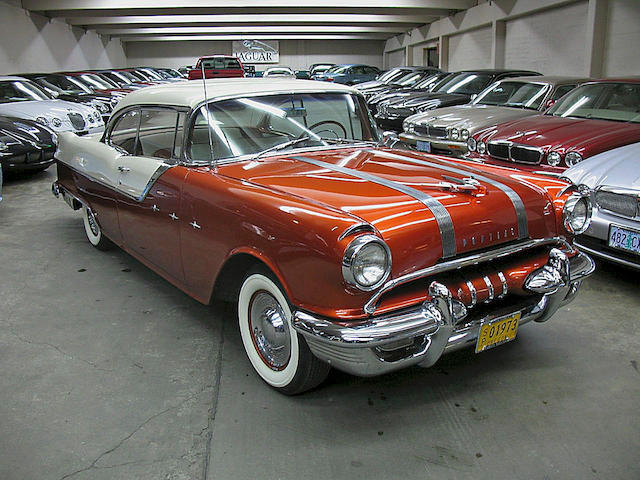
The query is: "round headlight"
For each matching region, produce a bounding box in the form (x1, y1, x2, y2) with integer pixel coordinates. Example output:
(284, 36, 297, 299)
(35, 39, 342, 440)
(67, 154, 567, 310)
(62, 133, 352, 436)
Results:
(547, 152, 561, 166)
(467, 137, 477, 152)
(403, 122, 415, 134)
(565, 151, 583, 167)
(36, 116, 49, 126)
(477, 141, 486, 154)
(563, 193, 592, 235)
(342, 235, 392, 291)
(461, 129, 469, 141)
(449, 128, 459, 140)
(51, 117, 63, 128)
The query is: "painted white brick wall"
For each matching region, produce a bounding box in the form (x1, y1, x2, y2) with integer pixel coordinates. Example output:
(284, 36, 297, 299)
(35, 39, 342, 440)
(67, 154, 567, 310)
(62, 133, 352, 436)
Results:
(504, 1, 588, 75)
(448, 27, 492, 71)
(385, 49, 405, 69)
(603, 0, 640, 76)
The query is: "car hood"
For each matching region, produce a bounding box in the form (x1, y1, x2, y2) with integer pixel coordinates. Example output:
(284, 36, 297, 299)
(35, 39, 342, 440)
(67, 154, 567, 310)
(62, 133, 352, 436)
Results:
(0, 99, 95, 118)
(387, 92, 472, 110)
(479, 115, 640, 155)
(407, 105, 539, 134)
(355, 80, 382, 90)
(563, 142, 640, 189)
(0, 116, 54, 145)
(220, 147, 557, 272)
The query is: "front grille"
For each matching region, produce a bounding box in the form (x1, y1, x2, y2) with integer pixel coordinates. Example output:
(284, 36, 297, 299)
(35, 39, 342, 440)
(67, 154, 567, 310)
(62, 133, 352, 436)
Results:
(26, 151, 42, 163)
(488, 143, 509, 160)
(595, 191, 639, 218)
(415, 125, 447, 139)
(510, 146, 542, 164)
(487, 142, 542, 164)
(67, 113, 85, 130)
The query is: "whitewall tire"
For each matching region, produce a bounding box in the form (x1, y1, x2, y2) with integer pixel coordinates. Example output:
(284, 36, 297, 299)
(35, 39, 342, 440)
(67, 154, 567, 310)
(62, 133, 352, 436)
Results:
(82, 206, 112, 251)
(238, 269, 330, 394)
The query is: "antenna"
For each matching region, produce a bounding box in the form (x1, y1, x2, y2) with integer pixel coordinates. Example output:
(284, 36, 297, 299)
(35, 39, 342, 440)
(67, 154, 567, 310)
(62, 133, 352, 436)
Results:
(201, 58, 216, 172)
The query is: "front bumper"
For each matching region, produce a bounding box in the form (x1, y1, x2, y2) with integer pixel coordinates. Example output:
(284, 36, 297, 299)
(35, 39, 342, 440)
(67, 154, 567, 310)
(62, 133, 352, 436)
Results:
(400, 132, 467, 156)
(466, 153, 566, 174)
(0, 147, 56, 171)
(292, 249, 594, 377)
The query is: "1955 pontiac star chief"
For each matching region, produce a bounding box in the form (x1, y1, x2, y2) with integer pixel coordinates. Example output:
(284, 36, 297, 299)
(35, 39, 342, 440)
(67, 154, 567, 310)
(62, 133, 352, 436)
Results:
(52, 79, 595, 394)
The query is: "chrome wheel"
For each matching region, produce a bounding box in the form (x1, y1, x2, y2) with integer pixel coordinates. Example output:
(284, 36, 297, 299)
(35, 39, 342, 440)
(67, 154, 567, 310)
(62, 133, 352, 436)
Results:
(248, 290, 291, 370)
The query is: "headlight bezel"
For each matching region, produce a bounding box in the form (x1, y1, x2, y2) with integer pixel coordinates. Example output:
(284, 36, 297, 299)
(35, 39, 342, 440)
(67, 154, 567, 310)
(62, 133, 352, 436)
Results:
(477, 141, 487, 154)
(562, 193, 592, 235)
(342, 234, 392, 291)
(460, 129, 469, 141)
(36, 116, 49, 126)
(547, 151, 562, 167)
(565, 151, 583, 167)
(449, 128, 460, 141)
(467, 137, 477, 152)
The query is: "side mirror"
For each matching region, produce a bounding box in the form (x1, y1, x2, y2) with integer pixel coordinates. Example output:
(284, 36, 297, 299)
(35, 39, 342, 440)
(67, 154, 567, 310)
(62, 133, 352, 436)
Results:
(382, 130, 400, 147)
(545, 99, 556, 109)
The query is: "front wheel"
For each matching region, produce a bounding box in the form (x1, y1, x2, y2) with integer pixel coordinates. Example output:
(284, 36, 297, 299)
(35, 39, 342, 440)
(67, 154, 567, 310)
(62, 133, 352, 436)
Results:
(82, 206, 113, 251)
(238, 268, 330, 394)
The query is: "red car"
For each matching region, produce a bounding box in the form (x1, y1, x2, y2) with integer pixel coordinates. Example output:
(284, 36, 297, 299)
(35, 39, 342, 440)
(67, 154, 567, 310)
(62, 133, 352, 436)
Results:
(188, 55, 245, 80)
(466, 79, 640, 173)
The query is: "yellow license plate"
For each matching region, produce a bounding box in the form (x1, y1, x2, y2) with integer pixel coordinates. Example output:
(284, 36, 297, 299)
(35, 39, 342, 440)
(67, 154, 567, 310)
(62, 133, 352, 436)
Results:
(475, 311, 521, 353)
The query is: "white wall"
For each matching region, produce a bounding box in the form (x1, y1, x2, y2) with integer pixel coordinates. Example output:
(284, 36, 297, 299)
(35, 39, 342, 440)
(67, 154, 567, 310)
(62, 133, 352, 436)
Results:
(384, 49, 405, 69)
(448, 26, 492, 71)
(603, 0, 640, 76)
(504, 1, 588, 75)
(125, 40, 385, 70)
(0, 0, 126, 74)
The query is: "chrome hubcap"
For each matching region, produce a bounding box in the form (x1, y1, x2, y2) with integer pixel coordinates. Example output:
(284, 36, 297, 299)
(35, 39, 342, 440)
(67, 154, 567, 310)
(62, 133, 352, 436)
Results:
(86, 209, 99, 236)
(249, 290, 291, 370)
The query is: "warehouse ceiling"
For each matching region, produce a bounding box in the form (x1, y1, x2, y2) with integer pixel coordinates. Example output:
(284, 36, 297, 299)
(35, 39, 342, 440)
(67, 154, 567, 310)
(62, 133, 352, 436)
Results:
(22, 0, 475, 42)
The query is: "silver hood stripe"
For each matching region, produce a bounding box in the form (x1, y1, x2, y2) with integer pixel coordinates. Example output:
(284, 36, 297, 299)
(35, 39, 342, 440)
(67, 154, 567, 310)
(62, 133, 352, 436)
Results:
(371, 150, 530, 240)
(290, 155, 457, 258)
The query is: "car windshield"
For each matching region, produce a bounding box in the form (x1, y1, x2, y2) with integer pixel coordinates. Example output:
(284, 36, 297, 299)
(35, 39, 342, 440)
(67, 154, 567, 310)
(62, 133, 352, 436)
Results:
(546, 82, 640, 123)
(187, 92, 378, 162)
(395, 72, 424, 86)
(77, 74, 115, 90)
(474, 81, 550, 110)
(114, 71, 140, 83)
(40, 75, 92, 94)
(328, 66, 351, 75)
(161, 69, 182, 78)
(265, 68, 293, 75)
(141, 69, 163, 80)
(433, 72, 494, 95)
(0, 80, 52, 103)
(377, 69, 408, 84)
(414, 73, 450, 90)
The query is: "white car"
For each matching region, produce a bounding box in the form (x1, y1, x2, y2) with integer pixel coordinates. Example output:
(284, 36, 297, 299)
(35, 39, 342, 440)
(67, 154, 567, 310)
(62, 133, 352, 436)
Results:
(0, 76, 105, 136)
(263, 67, 296, 79)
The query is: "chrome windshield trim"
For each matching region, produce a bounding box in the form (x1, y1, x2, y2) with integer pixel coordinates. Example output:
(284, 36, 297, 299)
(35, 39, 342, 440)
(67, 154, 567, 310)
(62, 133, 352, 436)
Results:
(371, 150, 530, 240)
(364, 236, 574, 315)
(290, 155, 457, 258)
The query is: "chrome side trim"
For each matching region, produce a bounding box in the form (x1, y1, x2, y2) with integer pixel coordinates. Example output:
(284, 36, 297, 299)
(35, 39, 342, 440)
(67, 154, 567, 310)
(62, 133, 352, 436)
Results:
(364, 236, 573, 315)
(137, 164, 172, 202)
(371, 150, 530, 240)
(290, 155, 457, 258)
(497, 271, 508, 298)
(338, 223, 375, 242)
(483, 276, 494, 302)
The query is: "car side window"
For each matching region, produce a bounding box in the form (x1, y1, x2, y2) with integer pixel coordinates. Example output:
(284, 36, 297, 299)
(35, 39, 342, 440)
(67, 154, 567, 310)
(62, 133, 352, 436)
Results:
(108, 109, 140, 155)
(138, 108, 180, 161)
(551, 85, 577, 102)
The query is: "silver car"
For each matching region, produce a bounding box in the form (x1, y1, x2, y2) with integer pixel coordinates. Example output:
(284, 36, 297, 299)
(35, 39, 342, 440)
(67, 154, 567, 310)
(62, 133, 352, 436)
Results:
(400, 76, 589, 157)
(0, 76, 105, 136)
(564, 142, 640, 270)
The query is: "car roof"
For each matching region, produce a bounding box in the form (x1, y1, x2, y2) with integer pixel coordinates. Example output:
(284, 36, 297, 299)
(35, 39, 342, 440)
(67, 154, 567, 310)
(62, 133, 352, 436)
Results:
(0, 75, 32, 82)
(113, 78, 357, 114)
(591, 77, 640, 83)
(495, 75, 592, 84)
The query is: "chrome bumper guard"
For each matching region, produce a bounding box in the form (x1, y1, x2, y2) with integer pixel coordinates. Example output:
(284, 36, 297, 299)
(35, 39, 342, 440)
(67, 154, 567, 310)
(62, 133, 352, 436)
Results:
(52, 181, 83, 210)
(292, 249, 594, 377)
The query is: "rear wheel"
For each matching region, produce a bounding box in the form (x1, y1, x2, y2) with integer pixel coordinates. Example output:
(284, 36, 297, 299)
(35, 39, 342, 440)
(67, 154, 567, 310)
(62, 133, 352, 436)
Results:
(82, 206, 113, 251)
(238, 268, 330, 394)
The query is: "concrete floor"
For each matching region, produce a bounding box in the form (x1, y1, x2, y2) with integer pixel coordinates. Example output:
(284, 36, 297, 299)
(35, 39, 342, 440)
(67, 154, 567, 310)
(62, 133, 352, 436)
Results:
(1, 167, 639, 480)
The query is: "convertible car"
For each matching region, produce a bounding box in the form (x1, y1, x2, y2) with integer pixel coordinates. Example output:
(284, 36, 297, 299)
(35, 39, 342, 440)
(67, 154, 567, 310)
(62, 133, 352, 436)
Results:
(53, 79, 594, 394)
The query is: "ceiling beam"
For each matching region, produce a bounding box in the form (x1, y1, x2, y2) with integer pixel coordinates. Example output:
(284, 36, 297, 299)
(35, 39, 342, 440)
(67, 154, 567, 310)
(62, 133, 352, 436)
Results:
(119, 34, 391, 42)
(97, 26, 412, 36)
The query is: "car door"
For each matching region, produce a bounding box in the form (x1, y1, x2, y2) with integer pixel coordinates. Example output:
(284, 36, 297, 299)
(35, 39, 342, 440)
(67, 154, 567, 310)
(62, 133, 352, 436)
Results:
(111, 107, 188, 282)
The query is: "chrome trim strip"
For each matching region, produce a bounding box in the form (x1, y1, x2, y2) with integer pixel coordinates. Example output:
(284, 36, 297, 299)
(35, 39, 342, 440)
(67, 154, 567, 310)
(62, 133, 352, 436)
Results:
(498, 271, 508, 297)
(338, 223, 375, 242)
(290, 155, 457, 258)
(466, 280, 477, 307)
(137, 164, 171, 202)
(364, 236, 573, 314)
(371, 150, 530, 240)
(483, 276, 494, 302)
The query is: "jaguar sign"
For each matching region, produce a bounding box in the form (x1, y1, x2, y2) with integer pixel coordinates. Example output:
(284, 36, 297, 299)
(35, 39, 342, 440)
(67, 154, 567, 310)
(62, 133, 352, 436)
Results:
(232, 40, 279, 64)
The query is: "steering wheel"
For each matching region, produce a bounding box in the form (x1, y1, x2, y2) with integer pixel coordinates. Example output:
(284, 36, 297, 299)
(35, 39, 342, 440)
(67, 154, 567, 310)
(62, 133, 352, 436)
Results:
(308, 120, 348, 140)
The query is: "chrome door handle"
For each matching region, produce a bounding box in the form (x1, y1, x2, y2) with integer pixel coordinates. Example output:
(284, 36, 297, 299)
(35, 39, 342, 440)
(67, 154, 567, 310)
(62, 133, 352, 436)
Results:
(117, 165, 130, 172)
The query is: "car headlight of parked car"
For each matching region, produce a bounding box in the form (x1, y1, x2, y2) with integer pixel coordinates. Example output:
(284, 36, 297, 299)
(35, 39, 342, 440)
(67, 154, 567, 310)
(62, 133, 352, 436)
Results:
(460, 129, 469, 141)
(563, 193, 592, 235)
(477, 141, 486, 154)
(449, 128, 459, 140)
(342, 235, 392, 291)
(547, 152, 561, 166)
(403, 121, 415, 134)
(36, 116, 49, 126)
(95, 102, 110, 114)
(467, 137, 477, 152)
(565, 151, 583, 167)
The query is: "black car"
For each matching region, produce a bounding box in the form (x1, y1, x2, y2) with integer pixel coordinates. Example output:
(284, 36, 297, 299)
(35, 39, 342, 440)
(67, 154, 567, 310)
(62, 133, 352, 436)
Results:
(0, 115, 56, 173)
(355, 66, 441, 98)
(375, 69, 542, 131)
(18, 73, 118, 123)
(367, 72, 451, 113)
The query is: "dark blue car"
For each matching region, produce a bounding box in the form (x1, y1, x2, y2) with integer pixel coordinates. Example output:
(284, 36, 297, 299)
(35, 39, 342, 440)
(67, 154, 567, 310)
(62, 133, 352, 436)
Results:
(312, 64, 380, 85)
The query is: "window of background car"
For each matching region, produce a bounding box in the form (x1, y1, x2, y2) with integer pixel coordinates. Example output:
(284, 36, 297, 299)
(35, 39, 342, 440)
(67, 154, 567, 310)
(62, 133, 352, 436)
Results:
(474, 82, 550, 110)
(0, 80, 52, 103)
(108, 109, 140, 154)
(201, 58, 242, 70)
(546, 82, 640, 123)
(138, 109, 181, 161)
(434, 73, 494, 95)
(187, 93, 376, 162)
(550, 84, 577, 102)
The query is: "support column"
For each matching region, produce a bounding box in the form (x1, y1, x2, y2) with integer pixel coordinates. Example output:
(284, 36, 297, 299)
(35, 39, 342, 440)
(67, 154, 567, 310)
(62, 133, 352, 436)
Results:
(491, 20, 506, 69)
(438, 35, 449, 71)
(405, 45, 415, 66)
(585, 0, 608, 77)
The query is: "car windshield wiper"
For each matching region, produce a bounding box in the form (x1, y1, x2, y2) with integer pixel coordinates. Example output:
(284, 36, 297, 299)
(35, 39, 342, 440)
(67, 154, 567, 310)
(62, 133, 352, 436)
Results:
(254, 135, 313, 159)
(319, 137, 379, 146)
